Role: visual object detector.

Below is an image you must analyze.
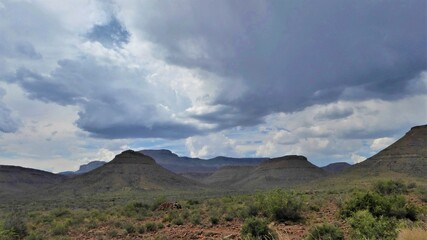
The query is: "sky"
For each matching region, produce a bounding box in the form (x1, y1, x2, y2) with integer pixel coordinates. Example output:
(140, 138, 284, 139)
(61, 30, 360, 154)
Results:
(0, 0, 426, 173)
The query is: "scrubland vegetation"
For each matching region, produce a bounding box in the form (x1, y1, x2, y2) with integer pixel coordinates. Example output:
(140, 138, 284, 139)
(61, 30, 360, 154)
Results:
(0, 179, 425, 240)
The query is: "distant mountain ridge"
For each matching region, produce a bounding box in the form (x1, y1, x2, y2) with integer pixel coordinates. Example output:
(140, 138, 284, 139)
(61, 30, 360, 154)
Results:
(59, 161, 106, 176)
(322, 162, 352, 174)
(204, 155, 327, 189)
(140, 149, 267, 173)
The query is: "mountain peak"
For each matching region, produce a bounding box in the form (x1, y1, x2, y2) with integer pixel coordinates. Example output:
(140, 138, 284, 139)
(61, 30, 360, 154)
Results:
(109, 150, 156, 165)
(260, 155, 309, 167)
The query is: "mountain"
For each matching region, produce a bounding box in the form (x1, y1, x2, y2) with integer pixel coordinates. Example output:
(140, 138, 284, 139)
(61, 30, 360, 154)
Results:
(140, 149, 267, 173)
(59, 161, 106, 176)
(349, 125, 427, 177)
(204, 155, 326, 189)
(54, 150, 201, 195)
(0, 165, 65, 197)
(322, 162, 352, 174)
(202, 165, 255, 186)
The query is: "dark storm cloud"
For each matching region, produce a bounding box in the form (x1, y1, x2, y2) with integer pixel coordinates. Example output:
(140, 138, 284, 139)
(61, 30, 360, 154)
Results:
(79, 121, 200, 139)
(6, 57, 201, 139)
(86, 17, 130, 48)
(132, 0, 427, 126)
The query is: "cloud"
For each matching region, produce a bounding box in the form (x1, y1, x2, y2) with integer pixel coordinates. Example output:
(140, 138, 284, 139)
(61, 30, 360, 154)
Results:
(0, 87, 20, 133)
(86, 17, 130, 48)
(314, 106, 354, 121)
(371, 137, 395, 152)
(6, 56, 207, 139)
(351, 153, 366, 164)
(123, 0, 427, 128)
(186, 132, 238, 158)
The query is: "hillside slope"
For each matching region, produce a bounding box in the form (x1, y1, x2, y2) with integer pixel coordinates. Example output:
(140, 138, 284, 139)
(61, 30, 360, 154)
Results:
(204, 155, 326, 189)
(350, 125, 427, 177)
(54, 150, 202, 195)
(0, 165, 65, 197)
(140, 149, 267, 173)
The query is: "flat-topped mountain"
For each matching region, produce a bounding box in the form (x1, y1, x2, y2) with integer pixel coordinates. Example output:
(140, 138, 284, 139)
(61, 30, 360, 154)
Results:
(59, 161, 106, 176)
(350, 125, 427, 177)
(0, 165, 65, 197)
(322, 162, 352, 174)
(140, 149, 267, 173)
(54, 150, 201, 195)
(204, 155, 326, 189)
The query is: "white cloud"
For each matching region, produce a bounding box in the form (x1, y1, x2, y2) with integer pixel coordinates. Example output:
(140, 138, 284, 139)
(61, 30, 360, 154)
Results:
(185, 132, 238, 158)
(371, 137, 395, 151)
(351, 153, 366, 164)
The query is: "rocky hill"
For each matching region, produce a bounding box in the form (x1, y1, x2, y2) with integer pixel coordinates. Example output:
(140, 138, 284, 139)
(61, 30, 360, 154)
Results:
(140, 149, 267, 173)
(54, 150, 202, 195)
(0, 165, 65, 197)
(322, 162, 352, 174)
(350, 125, 427, 177)
(204, 155, 326, 189)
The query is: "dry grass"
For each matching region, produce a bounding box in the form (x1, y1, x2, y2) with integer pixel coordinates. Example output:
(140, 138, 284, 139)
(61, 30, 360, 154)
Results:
(397, 228, 427, 240)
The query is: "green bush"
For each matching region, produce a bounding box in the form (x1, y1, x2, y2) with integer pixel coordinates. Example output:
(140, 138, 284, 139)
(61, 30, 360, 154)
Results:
(171, 217, 184, 226)
(374, 180, 407, 195)
(305, 223, 344, 240)
(417, 186, 427, 202)
(51, 208, 71, 218)
(123, 202, 150, 217)
(187, 199, 200, 205)
(1, 214, 28, 240)
(107, 229, 119, 237)
(145, 222, 157, 232)
(256, 189, 303, 222)
(151, 196, 167, 210)
(137, 225, 145, 234)
(210, 216, 219, 225)
(190, 212, 201, 225)
(349, 210, 397, 240)
(340, 191, 417, 220)
(240, 217, 275, 240)
(51, 222, 68, 236)
(124, 222, 135, 234)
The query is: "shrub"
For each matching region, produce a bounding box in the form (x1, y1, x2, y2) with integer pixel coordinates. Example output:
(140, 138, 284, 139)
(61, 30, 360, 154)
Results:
(417, 186, 427, 202)
(240, 217, 275, 240)
(187, 199, 200, 205)
(172, 217, 184, 226)
(245, 205, 259, 218)
(123, 202, 150, 217)
(124, 222, 135, 234)
(145, 222, 158, 232)
(190, 212, 201, 225)
(256, 189, 303, 222)
(349, 210, 397, 240)
(107, 229, 119, 237)
(51, 222, 68, 236)
(340, 191, 418, 220)
(210, 216, 219, 225)
(151, 196, 167, 210)
(1, 214, 28, 239)
(137, 225, 145, 234)
(305, 223, 344, 240)
(51, 208, 71, 218)
(26, 233, 44, 240)
(374, 180, 407, 195)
